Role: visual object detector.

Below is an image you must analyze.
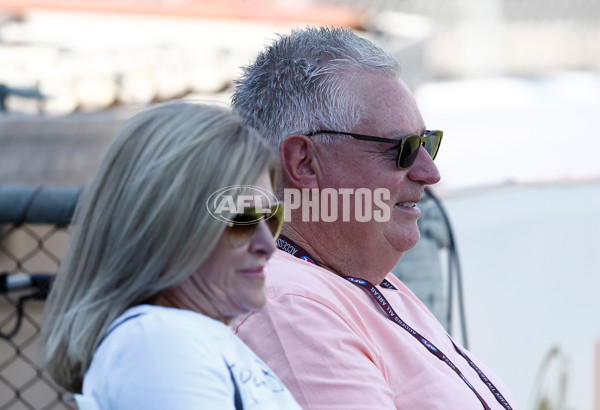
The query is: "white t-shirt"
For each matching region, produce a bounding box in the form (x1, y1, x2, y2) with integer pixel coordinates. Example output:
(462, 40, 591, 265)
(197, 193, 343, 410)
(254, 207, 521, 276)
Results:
(75, 305, 302, 410)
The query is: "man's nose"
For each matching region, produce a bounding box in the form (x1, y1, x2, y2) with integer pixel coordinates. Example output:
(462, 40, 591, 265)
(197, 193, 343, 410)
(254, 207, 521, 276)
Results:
(407, 147, 441, 185)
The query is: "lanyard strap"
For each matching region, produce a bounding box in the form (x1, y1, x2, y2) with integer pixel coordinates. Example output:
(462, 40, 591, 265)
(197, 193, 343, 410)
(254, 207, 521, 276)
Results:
(344, 276, 513, 410)
(277, 235, 399, 290)
(276, 235, 317, 265)
(277, 235, 513, 410)
(449, 339, 514, 410)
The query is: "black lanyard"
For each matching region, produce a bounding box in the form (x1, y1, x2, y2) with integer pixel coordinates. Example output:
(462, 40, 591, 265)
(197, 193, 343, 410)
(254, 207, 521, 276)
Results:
(277, 235, 513, 410)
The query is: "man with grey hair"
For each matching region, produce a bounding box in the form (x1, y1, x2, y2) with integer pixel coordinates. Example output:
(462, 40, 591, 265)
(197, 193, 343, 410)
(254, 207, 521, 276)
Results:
(232, 26, 517, 409)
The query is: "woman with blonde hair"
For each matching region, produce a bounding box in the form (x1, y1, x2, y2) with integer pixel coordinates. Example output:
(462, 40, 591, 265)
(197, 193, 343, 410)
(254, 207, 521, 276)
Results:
(42, 102, 301, 409)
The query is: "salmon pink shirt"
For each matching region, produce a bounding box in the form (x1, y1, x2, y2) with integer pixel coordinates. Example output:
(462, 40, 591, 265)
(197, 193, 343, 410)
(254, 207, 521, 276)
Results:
(233, 250, 518, 409)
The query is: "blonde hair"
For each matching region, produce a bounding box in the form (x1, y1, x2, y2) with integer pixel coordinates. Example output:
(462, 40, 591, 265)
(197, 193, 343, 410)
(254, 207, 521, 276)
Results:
(41, 101, 277, 392)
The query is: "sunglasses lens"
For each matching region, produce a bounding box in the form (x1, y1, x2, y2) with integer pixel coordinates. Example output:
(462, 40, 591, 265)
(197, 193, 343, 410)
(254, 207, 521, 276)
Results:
(424, 130, 442, 160)
(268, 204, 284, 239)
(397, 131, 443, 169)
(227, 203, 284, 247)
(398, 136, 421, 169)
(227, 214, 258, 247)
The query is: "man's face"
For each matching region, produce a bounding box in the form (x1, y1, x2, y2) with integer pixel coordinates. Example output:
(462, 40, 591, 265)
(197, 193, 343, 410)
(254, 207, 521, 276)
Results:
(311, 73, 440, 275)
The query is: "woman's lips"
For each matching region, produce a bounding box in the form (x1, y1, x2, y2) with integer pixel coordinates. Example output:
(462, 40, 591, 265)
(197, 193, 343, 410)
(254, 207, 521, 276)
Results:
(238, 266, 266, 278)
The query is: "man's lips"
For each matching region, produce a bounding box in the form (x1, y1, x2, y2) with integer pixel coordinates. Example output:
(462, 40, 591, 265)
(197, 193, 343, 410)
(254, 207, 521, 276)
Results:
(395, 194, 422, 208)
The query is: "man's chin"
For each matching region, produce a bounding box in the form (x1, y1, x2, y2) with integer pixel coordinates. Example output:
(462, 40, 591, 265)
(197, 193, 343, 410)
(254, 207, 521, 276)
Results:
(390, 229, 421, 254)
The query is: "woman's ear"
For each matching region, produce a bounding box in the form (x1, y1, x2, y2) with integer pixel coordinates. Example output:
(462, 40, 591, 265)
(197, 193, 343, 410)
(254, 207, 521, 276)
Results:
(280, 135, 319, 189)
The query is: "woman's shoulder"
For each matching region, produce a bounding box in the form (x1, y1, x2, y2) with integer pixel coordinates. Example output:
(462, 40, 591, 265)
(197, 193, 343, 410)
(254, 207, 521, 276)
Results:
(84, 306, 235, 395)
(115, 304, 225, 330)
(83, 307, 246, 408)
(83, 304, 302, 410)
(97, 305, 232, 364)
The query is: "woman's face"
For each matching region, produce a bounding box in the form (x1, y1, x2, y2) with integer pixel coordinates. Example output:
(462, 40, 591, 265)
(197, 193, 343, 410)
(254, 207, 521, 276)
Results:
(164, 171, 278, 323)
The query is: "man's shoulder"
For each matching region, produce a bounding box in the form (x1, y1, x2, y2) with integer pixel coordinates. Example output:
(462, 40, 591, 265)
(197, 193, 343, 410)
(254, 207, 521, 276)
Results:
(265, 250, 350, 299)
(234, 251, 375, 344)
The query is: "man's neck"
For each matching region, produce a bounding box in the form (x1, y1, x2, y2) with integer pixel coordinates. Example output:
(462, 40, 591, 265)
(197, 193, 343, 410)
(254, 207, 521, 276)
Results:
(281, 225, 393, 285)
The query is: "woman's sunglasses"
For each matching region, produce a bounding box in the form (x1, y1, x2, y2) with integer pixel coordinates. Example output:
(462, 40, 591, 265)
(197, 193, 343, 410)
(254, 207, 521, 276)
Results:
(226, 201, 284, 247)
(306, 129, 443, 169)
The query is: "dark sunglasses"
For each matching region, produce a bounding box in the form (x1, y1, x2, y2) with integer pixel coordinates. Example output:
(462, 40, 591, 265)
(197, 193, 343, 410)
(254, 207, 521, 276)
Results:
(306, 129, 443, 169)
(226, 201, 284, 247)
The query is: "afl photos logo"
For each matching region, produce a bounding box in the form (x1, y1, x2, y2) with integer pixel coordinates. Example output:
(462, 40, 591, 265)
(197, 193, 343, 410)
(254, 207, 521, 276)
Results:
(207, 185, 279, 224)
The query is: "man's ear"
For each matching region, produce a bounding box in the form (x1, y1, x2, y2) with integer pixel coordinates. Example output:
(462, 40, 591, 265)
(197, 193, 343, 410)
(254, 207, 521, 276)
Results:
(280, 135, 319, 189)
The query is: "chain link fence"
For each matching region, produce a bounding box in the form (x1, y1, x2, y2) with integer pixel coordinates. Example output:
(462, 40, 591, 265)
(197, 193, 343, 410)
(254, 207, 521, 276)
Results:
(0, 186, 79, 410)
